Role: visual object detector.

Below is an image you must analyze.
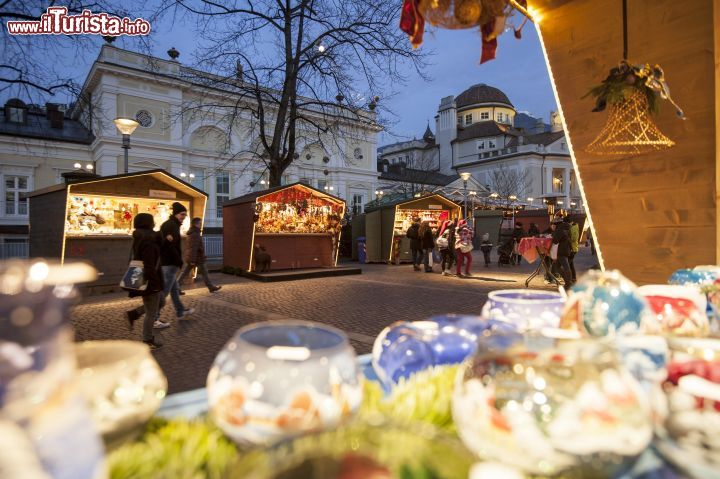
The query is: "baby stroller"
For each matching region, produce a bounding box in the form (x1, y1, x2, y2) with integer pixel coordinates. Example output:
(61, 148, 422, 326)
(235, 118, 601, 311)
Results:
(497, 238, 514, 267)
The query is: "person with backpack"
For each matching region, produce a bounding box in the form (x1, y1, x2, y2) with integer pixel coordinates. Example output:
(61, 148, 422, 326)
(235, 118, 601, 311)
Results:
(177, 217, 222, 293)
(124, 213, 165, 349)
(455, 220, 474, 277)
(406, 217, 422, 271)
(418, 220, 435, 273)
(480, 233, 493, 267)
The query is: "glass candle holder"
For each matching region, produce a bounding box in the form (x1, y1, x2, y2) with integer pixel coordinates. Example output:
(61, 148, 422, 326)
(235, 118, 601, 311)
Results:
(637, 285, 709, 337)
(483, 290, 565, 330)
(74, 340, 167, 449)
(0, 259, 105, 479)
(658, 337, 720, 472)
(207, 321, 362, 446)
(561, 269, 651, 336)
(372, 315, 517, 389)
(452, 332, 652, 477)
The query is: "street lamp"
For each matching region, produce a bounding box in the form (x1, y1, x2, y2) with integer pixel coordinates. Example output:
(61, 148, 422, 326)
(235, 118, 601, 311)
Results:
(113, 117, 140, 174)
(459, 172, 471, 220)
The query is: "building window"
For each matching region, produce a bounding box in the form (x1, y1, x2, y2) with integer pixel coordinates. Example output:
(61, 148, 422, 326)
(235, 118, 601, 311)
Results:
(570, 171, 578, 194)
(480, 112, 489, 120)
(477, 140, 485, 150)
(317, 179, 327, 191)
(488, 138, 496, 149)
(497, 113, 503, 122)
(299, 178, 311, 186)
(4, 175, 29, 216)
(352, 194, 364, 216)
(190, 167, 205, 191)
(457, 115, 462, 125)
(135, 110, 154, 128)
(6, 107, 26, 124)
(552, 168, 564, 194)
(561, 142, 566, 150)
(215, 171, 230, 218)
(382, 164, 388, 172)
(465, 114, 472, 126)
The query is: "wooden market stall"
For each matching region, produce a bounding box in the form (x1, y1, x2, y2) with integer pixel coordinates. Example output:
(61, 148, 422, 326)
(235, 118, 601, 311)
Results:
(27, 169, 207, 289)
(222, 183, 345, 272)
(364, 193, 461, 263)
(531, 0, 718, 284)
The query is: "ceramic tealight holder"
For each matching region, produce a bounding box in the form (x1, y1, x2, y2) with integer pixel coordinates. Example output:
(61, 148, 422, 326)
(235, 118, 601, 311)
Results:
(452, 331, 653, 477)
(482, 290, 565, 330)
(74, 340, 168, 449)
(657, 337, 720, 474)
(560, 270, 651, 337)
(207, 321, 362, 446)
(636, 285, 709, 337)
(372, 315, 517, 389)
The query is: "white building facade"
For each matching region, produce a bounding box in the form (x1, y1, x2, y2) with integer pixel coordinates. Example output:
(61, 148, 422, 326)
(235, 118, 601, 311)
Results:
(0, 45, 381, 250)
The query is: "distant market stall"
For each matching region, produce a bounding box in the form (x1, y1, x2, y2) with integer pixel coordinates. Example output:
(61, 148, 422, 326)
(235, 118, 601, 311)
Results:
(222, 183, 345, 272)
(364, 193, 461, 263)
(27, 170, 207, 289)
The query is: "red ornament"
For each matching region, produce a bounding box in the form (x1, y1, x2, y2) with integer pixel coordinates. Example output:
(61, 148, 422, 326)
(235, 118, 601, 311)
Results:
(400, 0, 425, 48)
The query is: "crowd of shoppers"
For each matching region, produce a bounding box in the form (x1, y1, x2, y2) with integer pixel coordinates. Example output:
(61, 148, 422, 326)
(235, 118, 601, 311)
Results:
(126, 202, 222, 349)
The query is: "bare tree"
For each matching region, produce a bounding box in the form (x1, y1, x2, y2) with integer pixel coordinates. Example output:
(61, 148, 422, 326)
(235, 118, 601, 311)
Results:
(489, 165, 531, 207)
(157, 0, 428, 187)
(379, 147, 442, 196)
(0, 1, 146, 103)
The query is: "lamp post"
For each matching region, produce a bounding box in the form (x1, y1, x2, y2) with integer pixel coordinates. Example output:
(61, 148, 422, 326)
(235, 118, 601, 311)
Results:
(113, 117, 140, 174)
(459, 172, 471, 220)
(508, 195, 518, 225)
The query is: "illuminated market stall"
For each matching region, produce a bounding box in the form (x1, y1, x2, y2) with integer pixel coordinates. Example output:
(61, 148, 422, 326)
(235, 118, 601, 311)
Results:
(363, 193, 461, 263)
(222, 183, 345, 272)
(27, 170, 207, 289)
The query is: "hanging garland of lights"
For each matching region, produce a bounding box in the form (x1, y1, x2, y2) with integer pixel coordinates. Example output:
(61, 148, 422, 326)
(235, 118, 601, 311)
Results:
(585, 0, 685, 156)
(400, 0, 532, 63)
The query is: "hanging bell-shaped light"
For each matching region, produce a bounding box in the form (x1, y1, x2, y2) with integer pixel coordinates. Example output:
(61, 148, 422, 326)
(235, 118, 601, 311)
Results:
(586, 89, 674, 156)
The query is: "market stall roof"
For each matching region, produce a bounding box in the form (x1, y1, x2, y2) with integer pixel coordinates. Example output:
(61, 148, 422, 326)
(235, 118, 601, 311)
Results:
(364, 192, 459, 213)
(27, 169, 208, 199)
(222, 182, 344, 207)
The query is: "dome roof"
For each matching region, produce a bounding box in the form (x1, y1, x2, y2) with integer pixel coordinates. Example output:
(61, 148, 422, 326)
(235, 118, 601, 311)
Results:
(455, 84, 513, 109)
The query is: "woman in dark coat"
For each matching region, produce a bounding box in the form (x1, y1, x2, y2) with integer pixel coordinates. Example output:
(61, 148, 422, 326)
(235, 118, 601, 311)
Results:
(419, 221, 435, 273)
(125, 213, 165, 349)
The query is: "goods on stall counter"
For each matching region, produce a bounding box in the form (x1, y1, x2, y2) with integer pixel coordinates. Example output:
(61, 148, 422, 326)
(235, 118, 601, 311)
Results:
(206, 321, 362, 446)
(669, 266, 720, 333)
(394, 208, 449, 235)
(481, 289, 565, 330)
(657, 337, 720, 473)
(636, 285, 709, 337)
(559, 269, 652, 336)
(371, 315, 516, 389)
(452, 332, 653, 477)
(254, 191, 344, 235)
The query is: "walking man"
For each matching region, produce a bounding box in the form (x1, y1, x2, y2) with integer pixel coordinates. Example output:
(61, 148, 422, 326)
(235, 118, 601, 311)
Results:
(177, 217, 222, 293)
(157, 202, 194, 327)
(406, 217, 422, 271)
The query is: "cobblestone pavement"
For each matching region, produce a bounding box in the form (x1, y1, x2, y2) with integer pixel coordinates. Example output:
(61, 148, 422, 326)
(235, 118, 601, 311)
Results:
(71, 247, 598, 394)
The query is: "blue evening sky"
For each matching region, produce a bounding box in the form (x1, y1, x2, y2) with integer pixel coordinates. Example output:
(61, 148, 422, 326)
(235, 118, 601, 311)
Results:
(5, 6, 557, 147)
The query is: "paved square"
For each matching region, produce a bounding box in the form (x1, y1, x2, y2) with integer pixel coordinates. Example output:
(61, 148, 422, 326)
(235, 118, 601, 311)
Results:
(71, 248, 598, 394)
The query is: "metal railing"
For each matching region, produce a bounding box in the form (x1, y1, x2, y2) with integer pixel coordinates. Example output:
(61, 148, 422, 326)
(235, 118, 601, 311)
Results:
(203, 235, 223, 258)
(0, 241, 29, 259)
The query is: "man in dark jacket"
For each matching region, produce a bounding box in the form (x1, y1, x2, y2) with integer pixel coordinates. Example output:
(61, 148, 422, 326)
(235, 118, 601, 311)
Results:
(124, 213, 165, 349)
(157, 202, 193, 325)
(406, 217, 422, 271)
(551, 217, 573, 290)
(511, 222, 526, 265)
(178, 217, 221, 293)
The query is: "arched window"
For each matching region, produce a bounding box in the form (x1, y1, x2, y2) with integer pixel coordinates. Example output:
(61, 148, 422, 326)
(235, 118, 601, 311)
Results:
(190, 126, 228, 152)
(4, 99, 27, 124)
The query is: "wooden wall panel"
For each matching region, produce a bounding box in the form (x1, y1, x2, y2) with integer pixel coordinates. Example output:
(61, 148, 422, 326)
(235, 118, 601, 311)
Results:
(533, 0, 717, 284)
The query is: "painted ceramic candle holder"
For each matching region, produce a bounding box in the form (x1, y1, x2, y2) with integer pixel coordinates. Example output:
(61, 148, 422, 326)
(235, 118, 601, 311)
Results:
(207, 321, 362, 446)
(482, 289, 565, 330)
(74, 340, 167, 449)
(372, 315, 517, 389)
(452, 332, 652, 477)
(560, 270, 651, 336)
(657, 337, 720, 474)
(636, 285, 709, 337)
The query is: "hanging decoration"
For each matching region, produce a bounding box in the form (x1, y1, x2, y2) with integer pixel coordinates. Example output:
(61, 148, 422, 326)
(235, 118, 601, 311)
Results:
(585, 0, 685, 155)
(399, 0, 531, 63)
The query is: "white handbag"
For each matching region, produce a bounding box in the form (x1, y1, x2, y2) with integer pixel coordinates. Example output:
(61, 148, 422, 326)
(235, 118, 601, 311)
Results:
(428, 251, 434, 267)
(550, 243, 559, 261)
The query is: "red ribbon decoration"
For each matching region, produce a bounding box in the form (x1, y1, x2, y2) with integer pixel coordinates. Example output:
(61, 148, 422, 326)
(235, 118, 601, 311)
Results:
(480, 19, 498, 64)
(400, 0, 425, 48)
